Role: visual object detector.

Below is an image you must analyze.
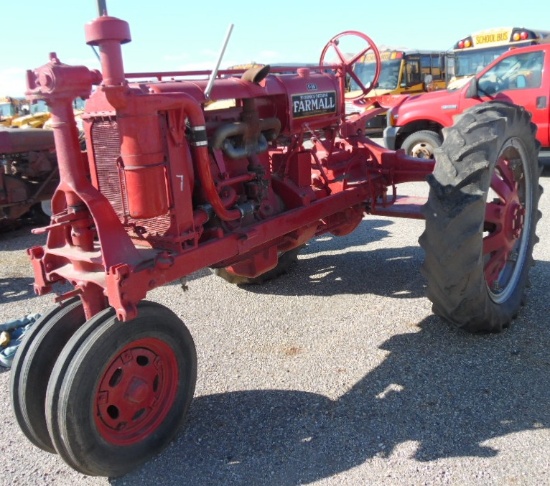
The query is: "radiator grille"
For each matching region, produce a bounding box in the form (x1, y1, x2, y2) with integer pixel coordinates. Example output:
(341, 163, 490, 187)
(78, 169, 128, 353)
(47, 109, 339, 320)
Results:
(92, 119, 125, 216)
(91, 119, 172, 237)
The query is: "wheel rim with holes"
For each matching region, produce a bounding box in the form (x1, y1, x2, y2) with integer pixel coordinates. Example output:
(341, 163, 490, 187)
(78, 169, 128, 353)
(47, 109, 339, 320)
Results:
(419, 101, 541, 332)
(94, 337, 179, 446)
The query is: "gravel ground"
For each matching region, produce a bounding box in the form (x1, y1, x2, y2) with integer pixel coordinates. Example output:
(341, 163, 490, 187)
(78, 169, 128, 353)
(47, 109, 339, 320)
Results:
(0, 169, 549, 486)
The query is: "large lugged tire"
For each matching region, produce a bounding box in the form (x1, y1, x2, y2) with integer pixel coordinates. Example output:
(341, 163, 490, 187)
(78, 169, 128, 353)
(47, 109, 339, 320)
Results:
(419, 101, 542, 332)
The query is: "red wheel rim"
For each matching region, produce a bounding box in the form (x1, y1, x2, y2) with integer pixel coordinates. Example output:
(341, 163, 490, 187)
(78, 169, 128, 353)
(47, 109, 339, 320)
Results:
(94, 337, 179, 445)
(483, 150, 529, 299)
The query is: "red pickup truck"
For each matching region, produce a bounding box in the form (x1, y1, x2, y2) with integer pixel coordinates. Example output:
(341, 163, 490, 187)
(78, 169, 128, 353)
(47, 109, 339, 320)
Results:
(383, 43, 549, 158)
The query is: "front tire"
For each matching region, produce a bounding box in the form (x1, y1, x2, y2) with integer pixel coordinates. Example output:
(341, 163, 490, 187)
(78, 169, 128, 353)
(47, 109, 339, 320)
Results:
(10, 298, 85, 453)
(419, 101, 542, 332)
(46, 302, 197, 477)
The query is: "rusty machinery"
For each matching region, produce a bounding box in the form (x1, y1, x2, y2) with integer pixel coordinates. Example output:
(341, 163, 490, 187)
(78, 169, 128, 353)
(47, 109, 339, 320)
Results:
(9, 0, 542, 477)
(0, 128, 58, 226)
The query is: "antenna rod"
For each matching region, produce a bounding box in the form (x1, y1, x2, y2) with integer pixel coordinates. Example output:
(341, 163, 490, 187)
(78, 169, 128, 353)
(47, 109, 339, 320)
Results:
(204, 23, 234, 100)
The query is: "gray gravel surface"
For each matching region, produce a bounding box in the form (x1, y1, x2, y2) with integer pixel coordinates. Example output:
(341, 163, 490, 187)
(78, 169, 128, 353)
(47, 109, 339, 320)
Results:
(1, 170, 549, 486)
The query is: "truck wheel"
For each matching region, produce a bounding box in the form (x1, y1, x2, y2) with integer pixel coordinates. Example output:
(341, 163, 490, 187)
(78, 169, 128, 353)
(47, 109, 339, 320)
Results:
(45, 302, 197, 477)
(419, 101, 542, 332)
(212, 245, 303, 285)
(402, 130, 442, 159)
(10, 298, 85, 453)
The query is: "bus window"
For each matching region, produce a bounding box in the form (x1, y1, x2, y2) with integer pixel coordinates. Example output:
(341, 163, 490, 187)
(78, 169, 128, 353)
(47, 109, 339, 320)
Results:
(406, 61, 421, 86)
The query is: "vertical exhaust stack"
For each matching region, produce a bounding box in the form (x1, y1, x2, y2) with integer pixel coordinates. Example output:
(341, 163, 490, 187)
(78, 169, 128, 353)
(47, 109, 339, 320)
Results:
(84, 4, 131, 90)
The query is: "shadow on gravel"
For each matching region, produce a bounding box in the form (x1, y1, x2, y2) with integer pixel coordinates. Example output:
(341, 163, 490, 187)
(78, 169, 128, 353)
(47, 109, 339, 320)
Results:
(162, 218, 416, 293)
(114, 262, 550, 486)
(237, 218, 426, 299)
(162, 267, 216, 288)
(0, 277, 37, 304)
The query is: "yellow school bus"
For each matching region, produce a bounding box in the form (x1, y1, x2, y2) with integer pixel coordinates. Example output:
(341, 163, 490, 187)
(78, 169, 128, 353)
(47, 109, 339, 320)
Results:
(349, 49, 446, 97)
(347, 49, 446, 132)
(446, 27, 550, 89)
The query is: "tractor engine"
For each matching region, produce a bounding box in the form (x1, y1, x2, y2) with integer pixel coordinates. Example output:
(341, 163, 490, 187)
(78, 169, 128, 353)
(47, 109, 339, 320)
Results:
(83, 65, 342, 250)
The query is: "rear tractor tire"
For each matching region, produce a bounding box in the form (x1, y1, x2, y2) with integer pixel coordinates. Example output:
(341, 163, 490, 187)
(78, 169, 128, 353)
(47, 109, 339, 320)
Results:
(419, 101, 542, 332)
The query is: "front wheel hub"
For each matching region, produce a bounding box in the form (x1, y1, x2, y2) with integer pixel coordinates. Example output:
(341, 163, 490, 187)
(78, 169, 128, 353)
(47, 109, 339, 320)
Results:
(95, 339, 178, 446)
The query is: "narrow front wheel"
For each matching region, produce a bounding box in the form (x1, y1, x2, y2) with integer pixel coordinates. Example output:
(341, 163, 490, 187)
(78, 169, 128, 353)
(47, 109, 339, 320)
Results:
(10, 298, 85, 453)
(46, 302, 197, 477)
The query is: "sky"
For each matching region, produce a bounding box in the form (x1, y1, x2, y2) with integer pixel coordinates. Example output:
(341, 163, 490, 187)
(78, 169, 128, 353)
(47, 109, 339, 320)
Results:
(2, 0, 550, 97)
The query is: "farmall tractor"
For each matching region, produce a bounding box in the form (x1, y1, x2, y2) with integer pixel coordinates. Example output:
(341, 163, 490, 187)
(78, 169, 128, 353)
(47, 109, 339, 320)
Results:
(10, 1, 542, 478)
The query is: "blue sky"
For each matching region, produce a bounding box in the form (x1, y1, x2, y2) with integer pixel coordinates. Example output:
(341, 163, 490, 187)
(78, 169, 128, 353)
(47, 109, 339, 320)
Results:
(2, 0, 549, 96)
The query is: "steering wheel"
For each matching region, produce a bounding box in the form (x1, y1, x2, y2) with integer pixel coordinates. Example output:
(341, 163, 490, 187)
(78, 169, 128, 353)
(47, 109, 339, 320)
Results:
(319, 31, 381, 101)
(479, 72, 504, 96)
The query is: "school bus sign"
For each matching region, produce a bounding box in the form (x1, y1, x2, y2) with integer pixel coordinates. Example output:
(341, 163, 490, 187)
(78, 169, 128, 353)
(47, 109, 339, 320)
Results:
(455, 27, 550, 50)
(474, 29, 512, 46)
(473, 28, 513, 46)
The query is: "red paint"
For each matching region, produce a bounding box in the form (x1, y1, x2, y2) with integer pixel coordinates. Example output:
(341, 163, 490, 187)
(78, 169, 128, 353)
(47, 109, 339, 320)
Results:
(94, 338, 179, 445)
(26, 12, 436, 321)
(483, 158, 525, 290)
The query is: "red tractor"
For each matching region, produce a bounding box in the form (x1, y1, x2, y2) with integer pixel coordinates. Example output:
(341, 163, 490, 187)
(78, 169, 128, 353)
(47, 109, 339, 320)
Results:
(10, 1, 542, 477)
